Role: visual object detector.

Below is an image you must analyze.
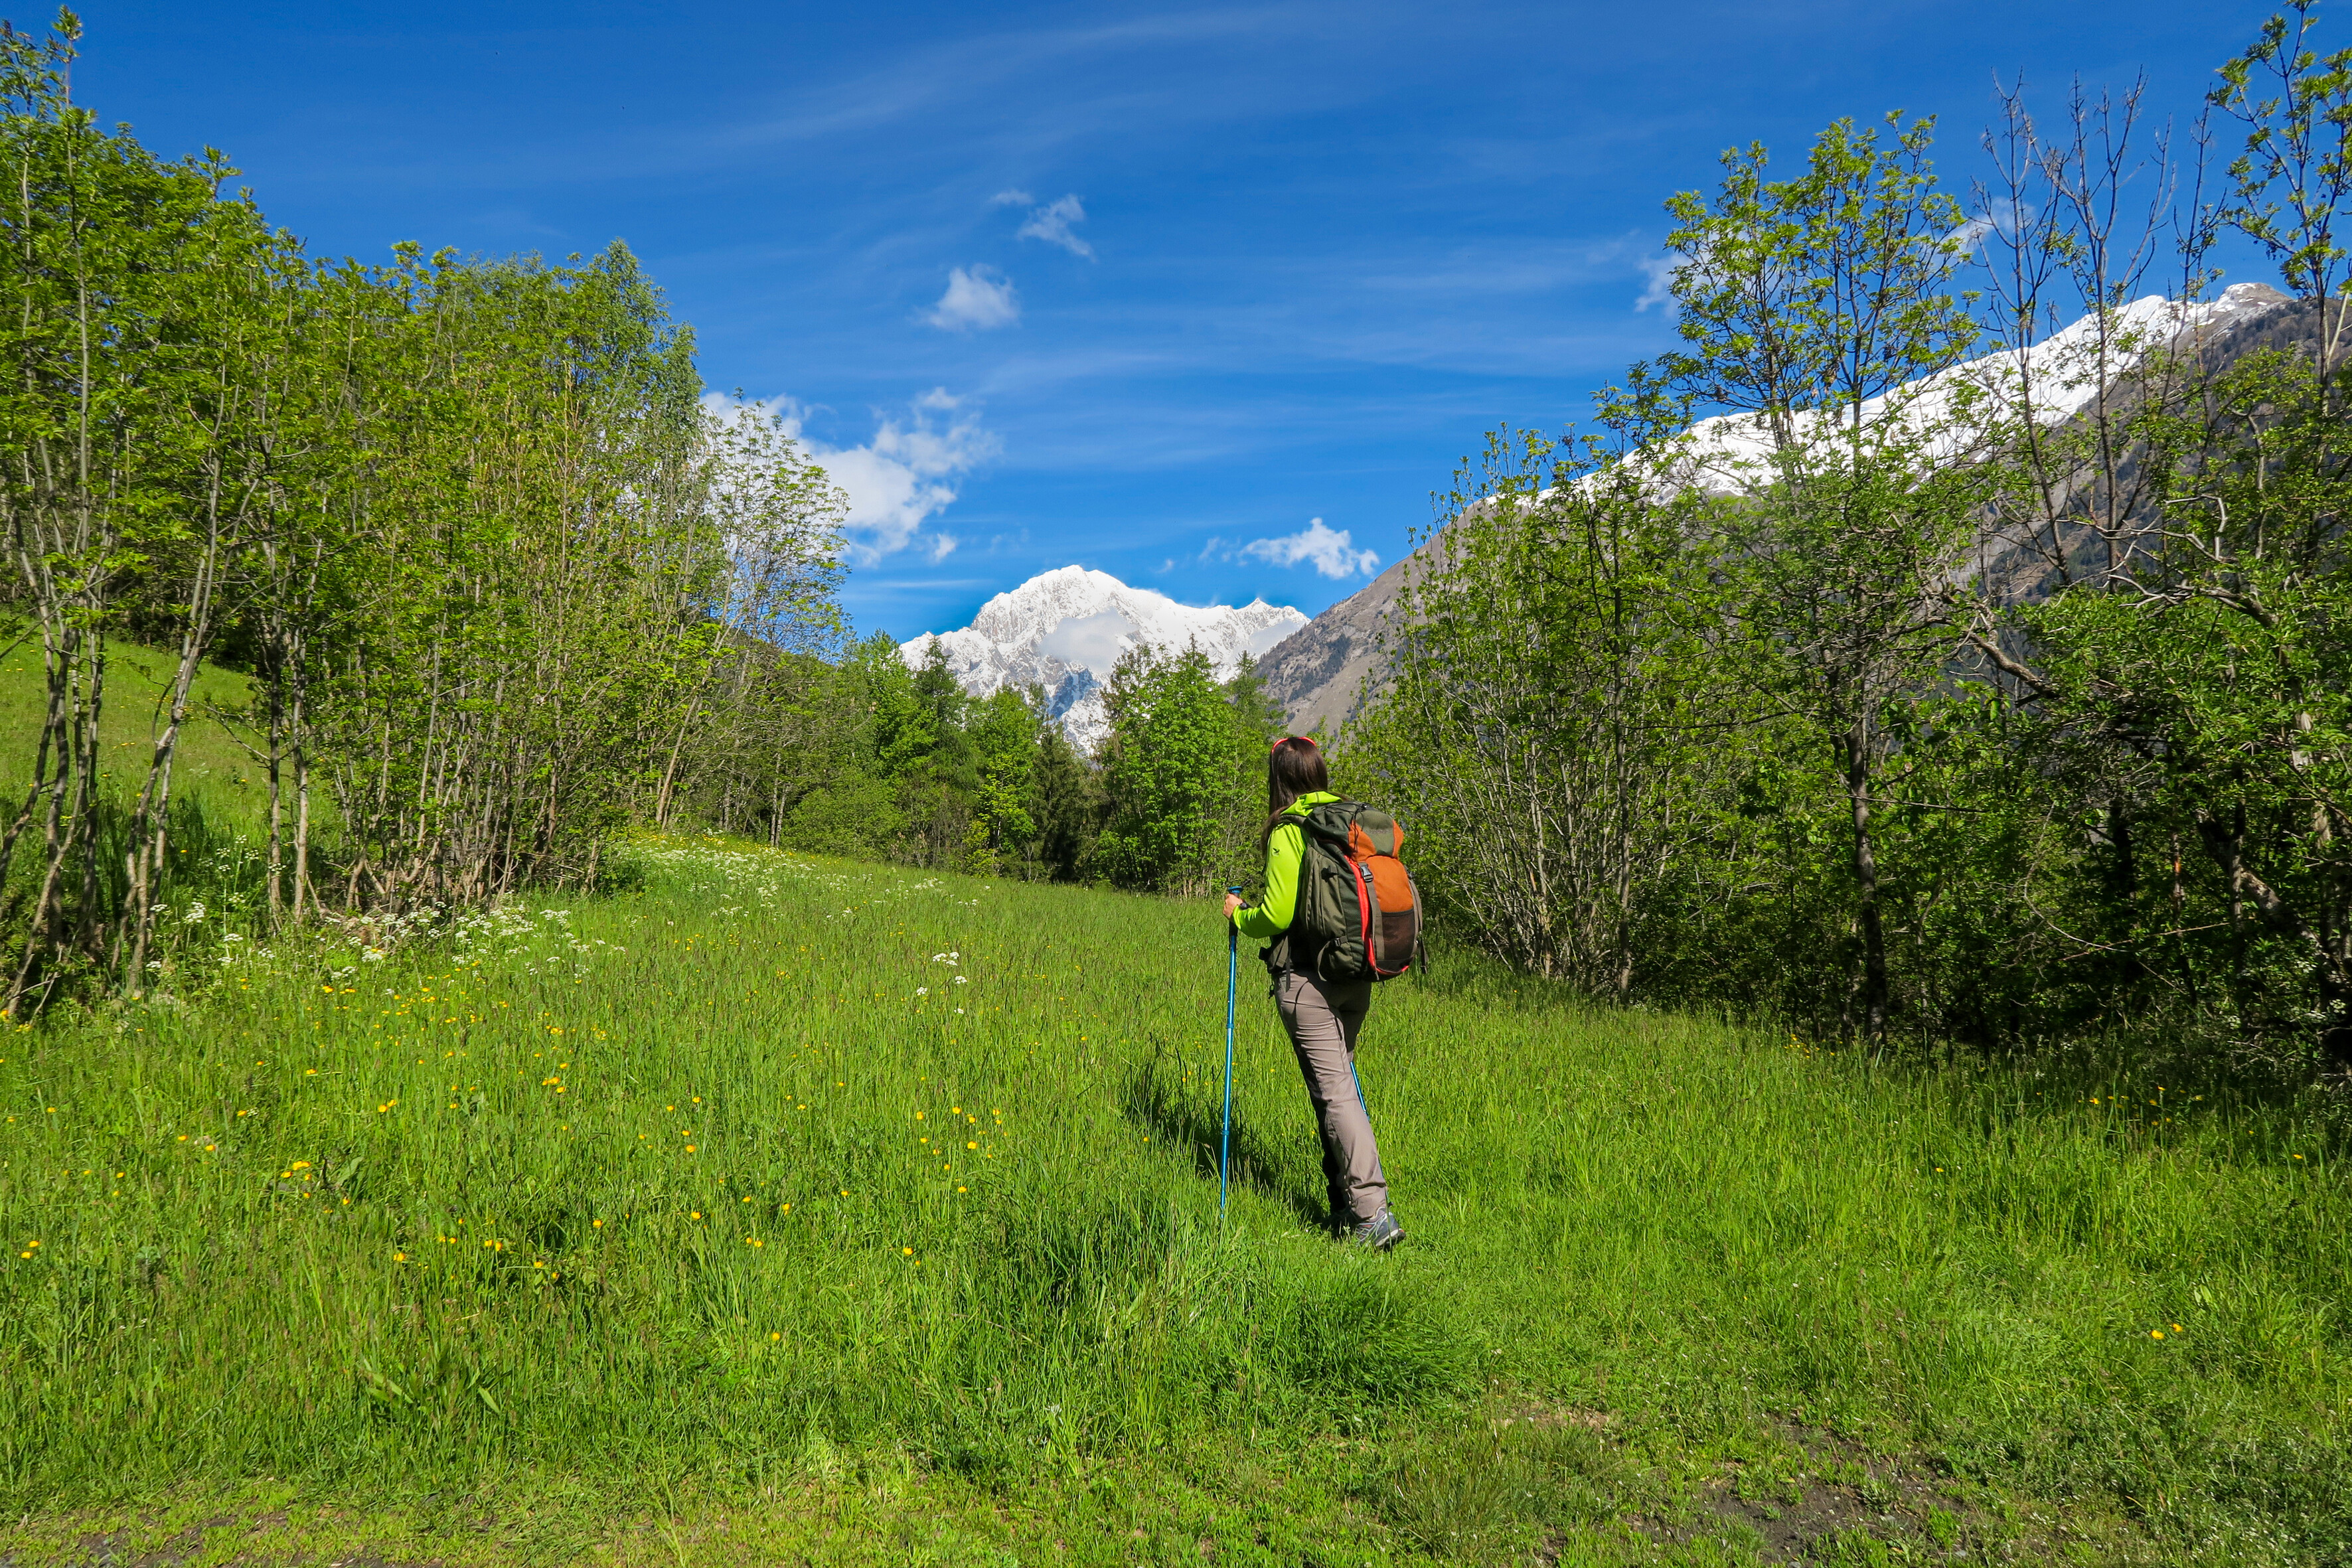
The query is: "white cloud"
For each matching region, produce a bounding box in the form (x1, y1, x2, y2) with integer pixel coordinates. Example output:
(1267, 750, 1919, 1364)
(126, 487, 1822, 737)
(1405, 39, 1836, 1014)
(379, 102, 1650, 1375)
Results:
(990, 188, 1036, 207)
(1634, 254, 1678, 314)
(1239, 518, 1378, 580)
(1944, 216, 1998, 254)
(1038, 609, 1137, 672)
(926, 264, 1020, 331)
(1944, 198, 2035, 262)
(716, 389, 996, 565)
(1243, 620, 1298, 658)
(1014, 193, 1093, 258)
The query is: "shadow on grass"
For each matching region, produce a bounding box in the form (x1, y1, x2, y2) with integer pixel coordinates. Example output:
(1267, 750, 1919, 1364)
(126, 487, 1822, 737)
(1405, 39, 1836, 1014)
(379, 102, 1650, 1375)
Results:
(1118, 1056, 1330, 1233)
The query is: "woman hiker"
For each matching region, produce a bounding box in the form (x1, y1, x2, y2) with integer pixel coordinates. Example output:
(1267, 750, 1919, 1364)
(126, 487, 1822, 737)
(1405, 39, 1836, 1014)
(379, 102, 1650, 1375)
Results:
(1221, 735, 1405, 1250)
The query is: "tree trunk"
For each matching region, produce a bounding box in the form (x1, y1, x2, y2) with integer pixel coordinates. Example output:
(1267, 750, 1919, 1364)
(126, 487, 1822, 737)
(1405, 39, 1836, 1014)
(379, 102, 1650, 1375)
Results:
(1845, 716, 1888, 1052)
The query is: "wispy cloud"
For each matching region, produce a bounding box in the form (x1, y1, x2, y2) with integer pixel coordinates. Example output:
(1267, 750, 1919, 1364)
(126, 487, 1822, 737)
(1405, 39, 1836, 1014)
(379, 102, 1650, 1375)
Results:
(990, 187, 1036, 207)
(1944, 198, 2035, 261)
(708, 9, 1333, 165)
(716, 388, 997, 565)
(1014, 193, 1094, 258)
(925, 264, 1020, 331)
(1634, 254, 1677, 313)
(1239, 518, 1378, 579)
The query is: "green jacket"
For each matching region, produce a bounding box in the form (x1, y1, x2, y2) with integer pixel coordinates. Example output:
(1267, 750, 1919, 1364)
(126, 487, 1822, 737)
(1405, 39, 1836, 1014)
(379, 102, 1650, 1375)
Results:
(1232, 791, 1342, 940)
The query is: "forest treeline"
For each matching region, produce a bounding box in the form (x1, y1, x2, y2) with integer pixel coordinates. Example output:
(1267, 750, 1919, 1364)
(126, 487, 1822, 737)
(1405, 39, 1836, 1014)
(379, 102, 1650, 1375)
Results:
(762, 637, 1283, 890)
(0, 16, 858, 1010)
(1346, 5, 2352, 1073)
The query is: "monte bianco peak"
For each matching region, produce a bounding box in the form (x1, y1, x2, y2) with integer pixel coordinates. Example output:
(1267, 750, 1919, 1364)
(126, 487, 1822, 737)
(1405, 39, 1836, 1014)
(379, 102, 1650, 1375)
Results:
(899, 566, 1307, 750)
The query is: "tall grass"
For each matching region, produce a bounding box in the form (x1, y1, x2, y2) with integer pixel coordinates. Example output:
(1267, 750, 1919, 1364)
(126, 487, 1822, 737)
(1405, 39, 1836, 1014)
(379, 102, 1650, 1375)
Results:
(0, 835, 2345, 1562)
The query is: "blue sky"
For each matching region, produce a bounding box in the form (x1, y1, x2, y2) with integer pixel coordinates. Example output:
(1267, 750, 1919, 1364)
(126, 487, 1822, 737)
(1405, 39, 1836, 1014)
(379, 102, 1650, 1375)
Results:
(84, 0, 2272, 639)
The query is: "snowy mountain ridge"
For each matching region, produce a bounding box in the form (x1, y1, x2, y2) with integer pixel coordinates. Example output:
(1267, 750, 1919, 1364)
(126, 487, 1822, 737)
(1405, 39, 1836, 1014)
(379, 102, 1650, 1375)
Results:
(1663, 283, 2289, 486)
(1258, 283, 2297, 737)
(899, 566, 1308, 750)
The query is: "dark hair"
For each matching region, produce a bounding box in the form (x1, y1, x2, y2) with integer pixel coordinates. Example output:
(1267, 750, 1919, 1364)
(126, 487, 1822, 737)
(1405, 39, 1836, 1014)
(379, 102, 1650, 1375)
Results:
(1262, 736, 1329, 852)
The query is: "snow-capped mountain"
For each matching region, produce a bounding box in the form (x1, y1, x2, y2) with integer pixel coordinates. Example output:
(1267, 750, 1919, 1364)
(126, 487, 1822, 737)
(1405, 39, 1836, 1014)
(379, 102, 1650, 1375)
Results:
(1666, 283, 2289, 485)
(899, 566, 1308, 751)
(1259, 283, 2298, 736)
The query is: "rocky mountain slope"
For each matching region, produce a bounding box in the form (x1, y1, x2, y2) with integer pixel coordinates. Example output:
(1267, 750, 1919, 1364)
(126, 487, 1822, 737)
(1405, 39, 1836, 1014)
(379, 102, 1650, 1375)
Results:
(899, 566, 1306, 750)
(1257, 284, 2297, 735)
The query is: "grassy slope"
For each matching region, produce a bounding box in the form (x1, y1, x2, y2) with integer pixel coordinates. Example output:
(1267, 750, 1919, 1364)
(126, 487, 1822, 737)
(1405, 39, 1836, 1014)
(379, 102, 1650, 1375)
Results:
(1, 636, 265, 799)
(1, 636, 328, 969)
(0, 837, 2344, 1566)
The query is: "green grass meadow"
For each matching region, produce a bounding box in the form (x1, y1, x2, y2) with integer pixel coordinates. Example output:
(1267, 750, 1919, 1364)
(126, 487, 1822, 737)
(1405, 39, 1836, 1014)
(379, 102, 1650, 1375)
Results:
(1, 830, 2347, 1565)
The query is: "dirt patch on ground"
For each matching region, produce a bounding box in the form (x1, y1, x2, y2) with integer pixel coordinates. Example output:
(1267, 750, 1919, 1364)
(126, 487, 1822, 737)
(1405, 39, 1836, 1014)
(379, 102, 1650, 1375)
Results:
(1613, 1418, 2006, 1565)
(11, 1512, 449, 1568)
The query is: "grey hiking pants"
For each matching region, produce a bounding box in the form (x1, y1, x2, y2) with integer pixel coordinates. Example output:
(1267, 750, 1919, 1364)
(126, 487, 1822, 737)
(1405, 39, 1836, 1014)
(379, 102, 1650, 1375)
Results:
(1275, 969, 1389, 1227)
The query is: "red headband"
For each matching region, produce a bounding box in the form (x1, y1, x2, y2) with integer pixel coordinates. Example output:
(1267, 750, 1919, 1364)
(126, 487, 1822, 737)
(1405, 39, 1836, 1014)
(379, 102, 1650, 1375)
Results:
(1271, 736, 1313, 753)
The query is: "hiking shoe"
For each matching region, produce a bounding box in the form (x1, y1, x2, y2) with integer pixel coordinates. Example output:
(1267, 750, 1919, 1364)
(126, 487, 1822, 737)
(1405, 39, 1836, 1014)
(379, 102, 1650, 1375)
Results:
(1348, 1210, 1404, 1251)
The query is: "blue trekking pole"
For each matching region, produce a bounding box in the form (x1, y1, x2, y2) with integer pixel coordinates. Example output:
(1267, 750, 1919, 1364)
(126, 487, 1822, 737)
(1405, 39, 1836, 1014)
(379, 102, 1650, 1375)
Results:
(1221, 885, 1243, 1216)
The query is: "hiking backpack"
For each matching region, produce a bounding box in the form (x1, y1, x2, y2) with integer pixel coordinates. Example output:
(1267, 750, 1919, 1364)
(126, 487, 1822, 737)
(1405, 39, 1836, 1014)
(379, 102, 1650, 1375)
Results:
(1273, 801, 1423, 984)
